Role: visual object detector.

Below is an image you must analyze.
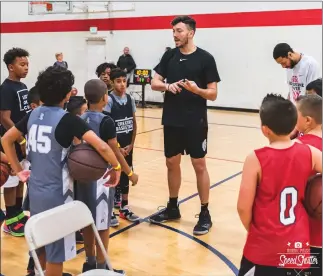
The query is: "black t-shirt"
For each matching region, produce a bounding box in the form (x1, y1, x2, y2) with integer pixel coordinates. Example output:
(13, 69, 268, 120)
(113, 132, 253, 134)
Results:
(99, 114, 117, 142)
(16, 111, 91, 148)
(154, 47, 221, 127)
(0, 78, 31, 135)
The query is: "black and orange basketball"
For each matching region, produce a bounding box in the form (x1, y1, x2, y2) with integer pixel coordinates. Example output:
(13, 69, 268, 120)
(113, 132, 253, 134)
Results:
(0, 162, 10, 187)
(304, 174, 322, 220)
(67, 143, 110, 183)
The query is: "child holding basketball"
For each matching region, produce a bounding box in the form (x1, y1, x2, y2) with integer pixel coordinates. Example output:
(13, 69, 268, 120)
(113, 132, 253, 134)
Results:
(1, 66, 121, 276)
(237, 94, 322, 276)
(295, 94, 322, 276)
(77, 78, 138, 273)
(105, 67, 140, 224)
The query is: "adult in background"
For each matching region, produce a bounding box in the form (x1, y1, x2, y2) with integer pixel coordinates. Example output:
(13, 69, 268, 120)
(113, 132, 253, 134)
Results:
(53, 52, 68, 69)
(116, 47, 136, 85)
(273, 43, 321, 138)
(149, 15, 221, 236)
(0, 47, 30, 237)
(273, 43, 320, 104)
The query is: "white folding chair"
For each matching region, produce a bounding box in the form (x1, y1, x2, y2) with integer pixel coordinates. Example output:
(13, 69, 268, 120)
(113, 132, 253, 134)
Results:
(24, 200, 123, 276)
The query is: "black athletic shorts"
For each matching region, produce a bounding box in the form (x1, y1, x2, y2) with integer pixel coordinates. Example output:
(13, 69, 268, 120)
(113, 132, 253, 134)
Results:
(238, 256, 310, 276)
(163, 125, 208, 159)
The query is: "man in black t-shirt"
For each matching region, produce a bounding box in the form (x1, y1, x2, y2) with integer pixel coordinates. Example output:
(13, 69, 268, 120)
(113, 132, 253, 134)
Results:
(0, 47, 31, 237)
(149, 16, 221, 236)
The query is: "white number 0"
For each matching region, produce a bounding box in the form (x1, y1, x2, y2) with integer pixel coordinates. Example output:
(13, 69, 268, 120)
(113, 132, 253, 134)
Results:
(280, 187, 298, 226)
(28, 124, 52, 154)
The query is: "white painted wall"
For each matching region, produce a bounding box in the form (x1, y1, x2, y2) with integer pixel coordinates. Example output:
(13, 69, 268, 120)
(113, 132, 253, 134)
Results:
(1, 2, 322, 109)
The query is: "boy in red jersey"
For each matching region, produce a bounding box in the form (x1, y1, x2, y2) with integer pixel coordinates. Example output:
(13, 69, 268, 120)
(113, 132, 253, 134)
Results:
(295, 94, 322, 276)
(237, 94, 322, 276)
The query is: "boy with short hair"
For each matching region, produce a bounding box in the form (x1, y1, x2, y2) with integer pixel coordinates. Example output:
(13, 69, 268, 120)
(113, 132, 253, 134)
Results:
(104, 68, 140, 224)
(0, 47, 31, 237)
(295, 94, 322, 276)
(237, 94, 322, 276)
(1, 66, 121, 276)
(78, 79, 138, 273)
(306, 78, 322, 97)
(66, 96, 87, 116)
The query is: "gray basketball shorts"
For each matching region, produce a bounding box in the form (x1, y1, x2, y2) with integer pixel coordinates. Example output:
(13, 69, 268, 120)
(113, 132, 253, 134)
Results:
(29, 188, 76, 263)
(76, 178, 115, 231)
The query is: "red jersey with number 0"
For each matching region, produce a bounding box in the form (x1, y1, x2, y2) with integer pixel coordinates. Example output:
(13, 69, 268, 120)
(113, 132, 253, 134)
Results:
(298, 134, 322, 248)
(243, 143, 313, 268)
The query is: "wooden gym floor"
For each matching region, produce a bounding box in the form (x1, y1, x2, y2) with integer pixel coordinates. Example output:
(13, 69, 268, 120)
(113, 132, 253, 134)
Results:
(1, 107, 267, 276)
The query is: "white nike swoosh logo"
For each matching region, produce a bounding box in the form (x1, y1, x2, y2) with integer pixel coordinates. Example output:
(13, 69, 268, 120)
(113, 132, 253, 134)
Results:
(180, 59, 187, 61)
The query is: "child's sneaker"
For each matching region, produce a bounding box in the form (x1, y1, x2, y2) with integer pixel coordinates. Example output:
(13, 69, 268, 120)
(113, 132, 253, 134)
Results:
(82, 262, 96, 272)
(110, 212, 119, 227)
(119, 206, 140, 222)
(3, 216, 25, 237)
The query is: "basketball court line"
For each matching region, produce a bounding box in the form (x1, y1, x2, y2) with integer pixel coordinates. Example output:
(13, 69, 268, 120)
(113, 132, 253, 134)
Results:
(76, 171, 242, 275)
(135, 146, 244, 164)
(156, 223, 239, 276)
(137, 127, 163, 135)
(136, 115, 259, 129)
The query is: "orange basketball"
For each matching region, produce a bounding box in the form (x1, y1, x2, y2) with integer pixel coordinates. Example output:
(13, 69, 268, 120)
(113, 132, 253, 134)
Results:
(0, 162, 10, 187)
(304, 174, 322, 220)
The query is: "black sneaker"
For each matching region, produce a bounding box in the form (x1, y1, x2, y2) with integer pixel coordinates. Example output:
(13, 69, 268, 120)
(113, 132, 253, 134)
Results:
(149, 203, 181, 223)
(82, 262, 96, 272)
(193, 209, 212, 235)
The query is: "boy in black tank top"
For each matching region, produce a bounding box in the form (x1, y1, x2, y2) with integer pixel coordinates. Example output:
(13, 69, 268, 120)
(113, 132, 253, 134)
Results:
(104, 68, 140, 223)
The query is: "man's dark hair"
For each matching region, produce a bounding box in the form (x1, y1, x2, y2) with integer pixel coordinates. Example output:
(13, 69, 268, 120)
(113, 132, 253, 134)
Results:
(260, 93, 297, 135)
(306, 78, 322, 97)
(273, 43, 294, 59)
(3, 47, 29, 67)
(27, 86, 40, 105)
(110, 68, 127, 81)
(35, 66, 74, 106)
(95, 62, 117, 77)
(66, 96, 87, 115)
(171, 16, 196, 33)
(296, 94, 322, 124)
(84, 79, 107, 104)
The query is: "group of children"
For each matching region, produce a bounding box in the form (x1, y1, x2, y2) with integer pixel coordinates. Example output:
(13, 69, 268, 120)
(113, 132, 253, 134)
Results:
(237, 79, 322, 276)
(1, 63, 139, 276)
(0, 47, 322, 276)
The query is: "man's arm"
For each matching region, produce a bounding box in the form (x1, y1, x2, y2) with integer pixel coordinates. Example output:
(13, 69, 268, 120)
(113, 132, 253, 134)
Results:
(237, 152, 260, 231)
(178, 80, 218, 101)
(151, 73, 182, 94)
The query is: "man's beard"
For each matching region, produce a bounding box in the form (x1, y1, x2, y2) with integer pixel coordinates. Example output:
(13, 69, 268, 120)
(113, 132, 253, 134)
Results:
(289, 58, 297, 69)
(176, 37, 189, 48)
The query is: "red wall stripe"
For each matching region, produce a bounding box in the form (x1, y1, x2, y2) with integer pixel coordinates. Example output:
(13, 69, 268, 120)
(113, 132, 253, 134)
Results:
(0, 9, 321, 34)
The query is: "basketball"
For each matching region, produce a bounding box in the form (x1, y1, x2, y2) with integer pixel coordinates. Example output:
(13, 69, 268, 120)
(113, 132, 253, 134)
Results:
(67, 143, 111, 183)
(0, 162, 10, 187)
(304, 174, 322, 220)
